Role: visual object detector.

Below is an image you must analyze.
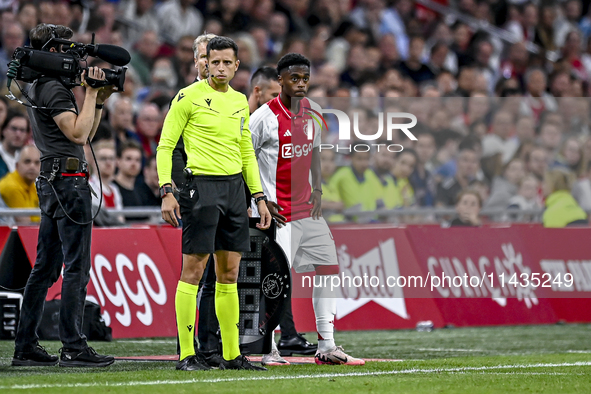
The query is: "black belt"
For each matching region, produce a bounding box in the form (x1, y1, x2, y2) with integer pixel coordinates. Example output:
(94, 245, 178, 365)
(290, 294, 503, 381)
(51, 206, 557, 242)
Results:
(41, 157, 88, 173)
(40, 157, 88, 182)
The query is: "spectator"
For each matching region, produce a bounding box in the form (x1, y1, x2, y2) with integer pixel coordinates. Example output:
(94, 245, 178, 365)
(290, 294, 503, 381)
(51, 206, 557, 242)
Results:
(436, 146, 480, 207)
(119, 0, 159, 45)
(0, 21, 25, 85)
(390, 148, 417, 208)
(320, 149, 344, 221)
(399, 36, 435, 84)
(129, 30, 161, 86)
(410, 131, 437, 206)
(135, 154, 160, 206)
(484, 158, 526, 209)
(172, 35, 199, 90)
(0, 111, 30, 179)
(552, 137, 586, 176)
(572, 160, 591, 211)
(538, 122, 563, 159)
(328, 149, 383, 215)
(108, 97, 141, 150)
(482, 110, 519, 165)
(542, 168, 588, 227)
(520, 68, 558, 122)
(0, 145, 40, 224)
(209, 0, 249, 34)
(507, 174, 542, 221)
(157, 0, 203, 45)
(135, 103, 162, 158)
(371, 146, 396, 208)
(89, 140, 124, 226)
(450, 189, 482, 226)
(113, 140, 144, 207)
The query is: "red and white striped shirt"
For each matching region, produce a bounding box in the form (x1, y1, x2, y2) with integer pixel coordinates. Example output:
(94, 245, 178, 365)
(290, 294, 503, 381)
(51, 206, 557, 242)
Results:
(250, 97, 322, 222)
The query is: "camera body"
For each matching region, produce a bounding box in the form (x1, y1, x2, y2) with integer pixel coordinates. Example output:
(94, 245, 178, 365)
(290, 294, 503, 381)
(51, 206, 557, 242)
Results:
(11, 38, 128, 90)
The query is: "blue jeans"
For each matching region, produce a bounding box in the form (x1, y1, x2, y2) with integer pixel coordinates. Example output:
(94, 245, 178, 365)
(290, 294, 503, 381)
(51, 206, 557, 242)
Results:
(15, 175, 92, 351)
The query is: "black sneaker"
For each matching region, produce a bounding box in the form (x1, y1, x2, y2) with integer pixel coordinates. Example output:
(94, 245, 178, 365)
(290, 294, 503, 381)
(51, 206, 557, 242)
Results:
(198, 352, 227, 369)
(12, 344, 58, 366)
(59, 346, 114, 367)
(220, 355, 267, 371)
(278, 333, 318, 356)
(176, 355, 212, 371)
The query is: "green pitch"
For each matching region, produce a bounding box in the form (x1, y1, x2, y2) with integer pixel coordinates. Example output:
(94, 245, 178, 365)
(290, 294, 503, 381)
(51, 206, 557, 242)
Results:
(1, 324, 591, 393)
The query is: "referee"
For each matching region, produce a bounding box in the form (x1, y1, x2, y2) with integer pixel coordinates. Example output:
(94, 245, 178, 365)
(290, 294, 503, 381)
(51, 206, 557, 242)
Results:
(157, 36, 271, 371)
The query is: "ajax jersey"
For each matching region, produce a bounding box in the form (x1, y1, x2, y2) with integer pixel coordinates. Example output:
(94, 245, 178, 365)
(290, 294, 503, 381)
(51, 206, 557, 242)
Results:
(250, 97, 322, 222)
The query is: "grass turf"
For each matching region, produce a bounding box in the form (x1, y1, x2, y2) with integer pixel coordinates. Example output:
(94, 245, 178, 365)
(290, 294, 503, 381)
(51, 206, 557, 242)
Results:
(1, 324, 590, 393)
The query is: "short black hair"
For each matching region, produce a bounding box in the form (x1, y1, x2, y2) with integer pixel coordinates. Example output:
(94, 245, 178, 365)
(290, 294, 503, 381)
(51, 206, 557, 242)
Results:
(206, 36, 238, 58)
(277, 53, 311, 75)
(29, 23, 73, 50)
(249, 66, 278, 93)
(117, 140, 143, 158)
(251, 66, 278, 85)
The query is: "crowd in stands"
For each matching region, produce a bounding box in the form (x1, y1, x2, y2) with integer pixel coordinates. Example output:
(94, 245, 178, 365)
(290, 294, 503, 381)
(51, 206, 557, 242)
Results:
(0, 0, 590, 226)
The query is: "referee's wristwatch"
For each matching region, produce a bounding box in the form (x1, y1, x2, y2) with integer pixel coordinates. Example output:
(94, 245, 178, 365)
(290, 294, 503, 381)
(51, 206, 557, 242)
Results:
(254, 194, 268, 204)
(160, 184, 173, 198)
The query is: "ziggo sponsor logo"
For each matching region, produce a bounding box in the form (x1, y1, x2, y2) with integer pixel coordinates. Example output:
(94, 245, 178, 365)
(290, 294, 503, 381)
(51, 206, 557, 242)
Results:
(88, 253, 167, 327)
(281, 142, 313, 159)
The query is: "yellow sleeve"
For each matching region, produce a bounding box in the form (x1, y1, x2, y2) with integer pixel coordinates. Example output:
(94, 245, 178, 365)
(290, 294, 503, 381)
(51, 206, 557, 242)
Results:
(0, 182, 26, 208)
(239, 108, 263, 194)
(156, 90, 192, 186)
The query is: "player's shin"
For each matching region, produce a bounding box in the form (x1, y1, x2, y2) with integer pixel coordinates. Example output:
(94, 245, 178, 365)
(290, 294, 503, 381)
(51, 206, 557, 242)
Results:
(312, 276, 337, 352)
(176, 281, 199, 360)
(215, 282, 241, 361)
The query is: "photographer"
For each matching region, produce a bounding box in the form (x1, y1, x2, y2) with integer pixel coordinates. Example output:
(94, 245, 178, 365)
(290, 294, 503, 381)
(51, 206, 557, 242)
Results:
(12, 24, 116, 368)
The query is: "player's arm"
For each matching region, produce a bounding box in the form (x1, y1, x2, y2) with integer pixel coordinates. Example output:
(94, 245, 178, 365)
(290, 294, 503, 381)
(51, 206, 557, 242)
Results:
(156, 89, 190, 226)
(249, 109, 286, 225)
(240, 108, 271, 230)
(309, 147, 323, 219)
(308, 105, 324, 219)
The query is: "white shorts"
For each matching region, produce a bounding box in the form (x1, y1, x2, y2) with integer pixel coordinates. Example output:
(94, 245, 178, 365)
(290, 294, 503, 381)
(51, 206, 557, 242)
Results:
(275, 217, 338, 273)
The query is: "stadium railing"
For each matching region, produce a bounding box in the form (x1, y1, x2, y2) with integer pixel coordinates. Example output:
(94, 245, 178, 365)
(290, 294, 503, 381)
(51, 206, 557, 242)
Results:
(0, 207, 566, 225)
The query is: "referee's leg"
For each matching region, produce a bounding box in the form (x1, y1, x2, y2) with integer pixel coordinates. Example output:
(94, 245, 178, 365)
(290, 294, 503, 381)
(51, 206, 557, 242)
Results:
(213, 251, 241, 361)
(176, 254, 208, 363)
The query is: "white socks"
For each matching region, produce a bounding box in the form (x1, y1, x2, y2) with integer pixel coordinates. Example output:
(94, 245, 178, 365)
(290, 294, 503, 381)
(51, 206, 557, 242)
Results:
(313, 275, 337, 352)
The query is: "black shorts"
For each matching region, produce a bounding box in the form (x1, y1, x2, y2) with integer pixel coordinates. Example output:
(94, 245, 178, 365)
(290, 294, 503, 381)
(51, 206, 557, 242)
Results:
(179, 173, 250, 254)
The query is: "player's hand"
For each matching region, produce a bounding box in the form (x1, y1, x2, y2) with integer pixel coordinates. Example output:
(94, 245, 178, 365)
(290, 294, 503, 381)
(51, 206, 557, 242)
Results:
(308, 189, 322, 220)
(161, 194, 181, 227)
(256, 200, 272, 230)
(266, 201, 286, 228)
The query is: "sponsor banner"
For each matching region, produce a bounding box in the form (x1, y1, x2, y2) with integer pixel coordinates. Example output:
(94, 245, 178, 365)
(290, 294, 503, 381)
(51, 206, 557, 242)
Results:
(405, 226, 559, 326)
(18, 227, 180, 338)
(291, 225, 445, 330)
(518, 227, 591, 322)
(12, 224, 591, 337)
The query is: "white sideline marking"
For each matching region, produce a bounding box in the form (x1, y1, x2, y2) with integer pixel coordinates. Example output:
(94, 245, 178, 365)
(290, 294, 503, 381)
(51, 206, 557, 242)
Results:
(418, 348, 483, 352)
(119, 340, 177, 344)
(2, 361, 591, 390)
(567, 350, 591, 354)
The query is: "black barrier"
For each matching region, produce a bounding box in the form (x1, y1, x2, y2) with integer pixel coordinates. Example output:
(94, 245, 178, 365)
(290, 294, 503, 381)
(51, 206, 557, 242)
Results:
(0, 229, 31, 293)
(239, 218, 290, 355)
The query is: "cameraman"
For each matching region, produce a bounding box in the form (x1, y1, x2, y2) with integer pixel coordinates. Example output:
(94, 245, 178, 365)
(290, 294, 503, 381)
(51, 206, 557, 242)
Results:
(12, 23, 116, 368)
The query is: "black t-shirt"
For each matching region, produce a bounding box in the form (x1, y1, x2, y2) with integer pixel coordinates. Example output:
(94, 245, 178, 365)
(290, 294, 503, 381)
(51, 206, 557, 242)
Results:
(135, 181, 161, 207)
(27, 78, 83, 161)
(113, 180, 144, 207)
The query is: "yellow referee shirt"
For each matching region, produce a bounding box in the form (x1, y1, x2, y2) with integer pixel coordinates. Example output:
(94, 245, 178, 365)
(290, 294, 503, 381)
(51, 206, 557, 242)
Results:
(156, 79, 263, 194)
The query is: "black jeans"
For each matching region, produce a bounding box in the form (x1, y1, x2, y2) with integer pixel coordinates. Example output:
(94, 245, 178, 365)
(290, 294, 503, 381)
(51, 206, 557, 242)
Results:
(15, 175, 92, 351)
